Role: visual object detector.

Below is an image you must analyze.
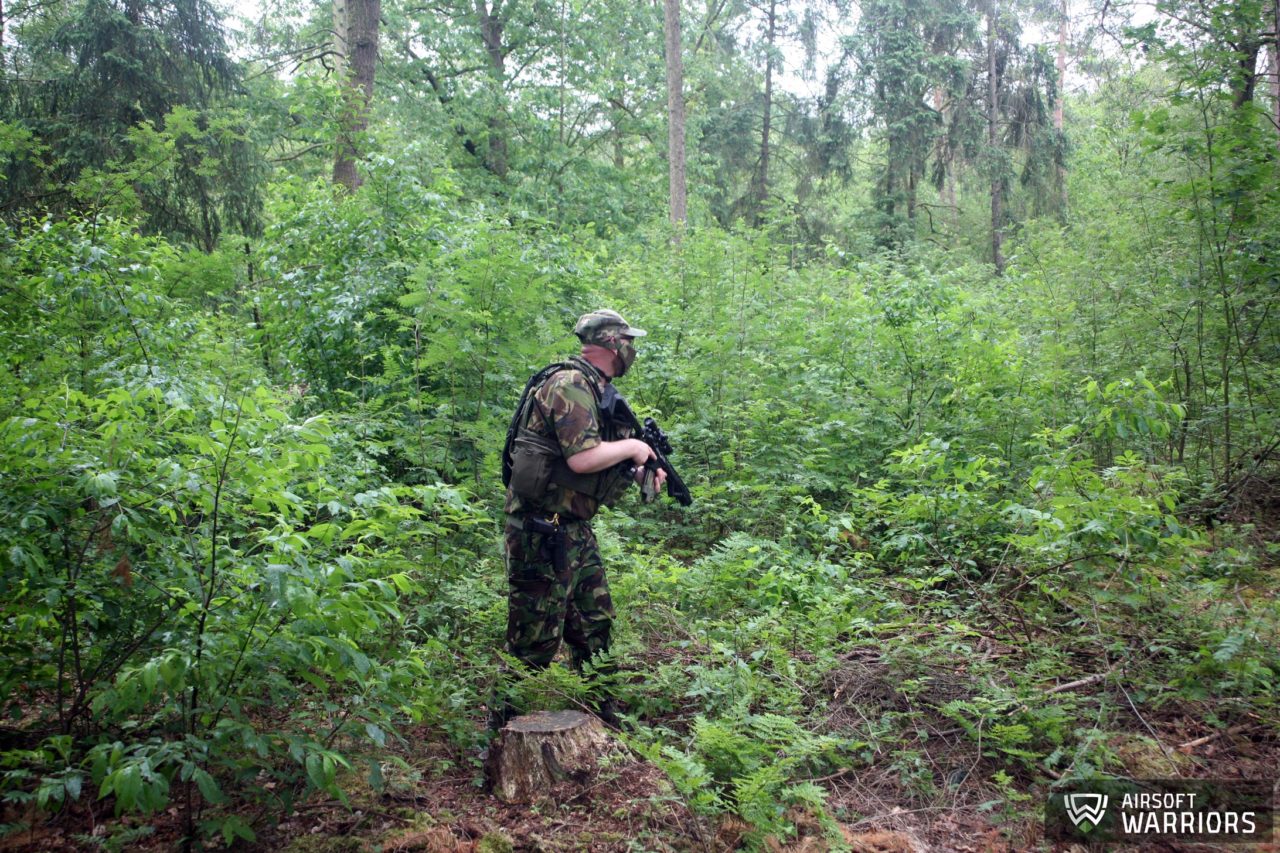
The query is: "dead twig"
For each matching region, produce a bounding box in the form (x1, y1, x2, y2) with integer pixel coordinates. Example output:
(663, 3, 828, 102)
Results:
(1045, 669, 1114, 695)
(1177, 723, 1253, 752)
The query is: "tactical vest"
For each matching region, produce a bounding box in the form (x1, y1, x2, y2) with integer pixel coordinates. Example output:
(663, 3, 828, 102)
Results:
(502, 358, 632, 510)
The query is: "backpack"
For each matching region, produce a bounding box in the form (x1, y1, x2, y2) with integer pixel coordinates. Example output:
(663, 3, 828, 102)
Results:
(500, 360, 602, 489)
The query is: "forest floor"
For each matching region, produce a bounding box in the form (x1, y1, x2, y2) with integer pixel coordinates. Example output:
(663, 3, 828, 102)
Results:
(3, 673, 1275, 852)
(4, 516, 1278, 852)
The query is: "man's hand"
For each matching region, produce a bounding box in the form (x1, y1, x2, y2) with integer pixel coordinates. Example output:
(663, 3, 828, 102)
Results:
(626, 438, 655, 468)
(634, 466, 668, 489)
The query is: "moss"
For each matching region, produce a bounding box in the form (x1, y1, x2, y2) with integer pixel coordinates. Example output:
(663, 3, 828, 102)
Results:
(579, 829, 624, 844)
(280, 835, 364, 853)
(391, 806, 427, 821)
(1110, 733, 1191, 777)
(332, 766, 379, 803)
(475, 831, 515, 853)
(375, 813, 451, 851)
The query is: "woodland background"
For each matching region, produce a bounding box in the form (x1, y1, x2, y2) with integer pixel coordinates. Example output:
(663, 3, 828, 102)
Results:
(1, 0, 1278, 847)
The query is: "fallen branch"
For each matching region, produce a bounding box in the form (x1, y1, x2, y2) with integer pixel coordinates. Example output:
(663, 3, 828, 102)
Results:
(1178, 723, 1252, 752)
(1046, 671, 1112, 695)
(806, 767, 855, 785)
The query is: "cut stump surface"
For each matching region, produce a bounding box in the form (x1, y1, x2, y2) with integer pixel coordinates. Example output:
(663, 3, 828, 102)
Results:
(485, 710, 620, 803)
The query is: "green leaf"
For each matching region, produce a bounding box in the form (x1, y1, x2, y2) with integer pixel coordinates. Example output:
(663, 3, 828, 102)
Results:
(220, 815, 256, 845)
(193, 769, 225, 805)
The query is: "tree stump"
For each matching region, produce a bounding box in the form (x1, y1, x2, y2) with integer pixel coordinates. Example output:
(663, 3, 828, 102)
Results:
(484, 710, 619, 804)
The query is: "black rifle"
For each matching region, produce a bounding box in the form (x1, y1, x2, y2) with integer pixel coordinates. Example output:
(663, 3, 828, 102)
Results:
(601, 385, 693, 506)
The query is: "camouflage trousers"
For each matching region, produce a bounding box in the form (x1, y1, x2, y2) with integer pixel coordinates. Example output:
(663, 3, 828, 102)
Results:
(503, 514, 615, 672)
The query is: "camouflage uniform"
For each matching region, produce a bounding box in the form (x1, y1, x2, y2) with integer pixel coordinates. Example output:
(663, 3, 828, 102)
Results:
(503, 356, 627, 670)
(503, 516, 613, 670)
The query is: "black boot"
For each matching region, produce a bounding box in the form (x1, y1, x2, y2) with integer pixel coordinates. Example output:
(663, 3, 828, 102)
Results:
(593, 697, 627, 732)
(488, 700, 518, 733)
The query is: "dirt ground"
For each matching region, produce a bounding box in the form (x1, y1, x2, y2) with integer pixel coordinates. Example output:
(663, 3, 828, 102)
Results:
(2, 705, 1275, 853)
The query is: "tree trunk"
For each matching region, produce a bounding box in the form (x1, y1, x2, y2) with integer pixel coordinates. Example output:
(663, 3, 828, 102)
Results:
(613, 89, 626, 169)
(484, 711, 619, 804)
(987, 0, 1005, 275)
(1273, 0, 1280, 152)
(664, 0, 687, 230)
(907, 166, 918, 222)
(750, 0, 777, 227)
(1053, 7, 1065, 134)
(332, 0, 348, 78)
(1230, 37, 1261, 110)
(1269, 0, 1280, 151)
(477, 0, 509, 178)
(933, 88, 956, 215)
(332, 0, 379, 192)
(557, 0, 566, 146)
(1055, 0, 1068, 213)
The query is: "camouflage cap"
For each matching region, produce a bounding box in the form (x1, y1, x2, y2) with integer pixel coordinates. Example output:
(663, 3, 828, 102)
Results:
(573, 309, 647, 344)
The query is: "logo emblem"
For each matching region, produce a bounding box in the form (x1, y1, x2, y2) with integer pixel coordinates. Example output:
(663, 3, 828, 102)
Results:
(1065, 793, 1109, 831)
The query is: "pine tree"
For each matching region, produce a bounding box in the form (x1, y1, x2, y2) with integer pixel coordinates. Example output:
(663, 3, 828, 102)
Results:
(1, 0, 263, 247)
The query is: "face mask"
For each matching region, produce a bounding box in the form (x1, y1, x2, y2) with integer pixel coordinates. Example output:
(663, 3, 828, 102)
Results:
(614, 337, 637, 377)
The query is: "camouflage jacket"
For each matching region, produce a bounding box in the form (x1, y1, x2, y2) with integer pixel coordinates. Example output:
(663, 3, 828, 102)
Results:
(504, 357, 632, 520)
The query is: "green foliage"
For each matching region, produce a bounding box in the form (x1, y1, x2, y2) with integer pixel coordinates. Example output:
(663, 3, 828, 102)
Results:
(254, 160, 604, 487)
(0, 376, 439, 828)
(3, 0, 1280, 843)
(1, 0, 262, 246)
(0, 214, 497, 841)
(640, 711, 851, 844)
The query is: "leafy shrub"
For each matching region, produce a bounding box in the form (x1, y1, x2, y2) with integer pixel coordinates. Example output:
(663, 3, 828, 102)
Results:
(0, 215, 490, 841)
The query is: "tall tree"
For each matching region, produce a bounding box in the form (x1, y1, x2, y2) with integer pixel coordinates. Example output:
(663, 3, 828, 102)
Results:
(747, 0, 778, 226)
(1054, 0, 1067, 211)
(333, 0, 380, 191)
(789, 50, 857, 244)
(852, 0, 974, 246)
(475, 0, 510, 178)
(933, 87, 957, 213)
(1273, 0, 1279, 150)
(987, 0, 1005, 273)
(664, 0, 687, 227)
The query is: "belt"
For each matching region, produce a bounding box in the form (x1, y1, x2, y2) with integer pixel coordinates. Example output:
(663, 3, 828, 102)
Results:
(512, 511, 581, 529)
